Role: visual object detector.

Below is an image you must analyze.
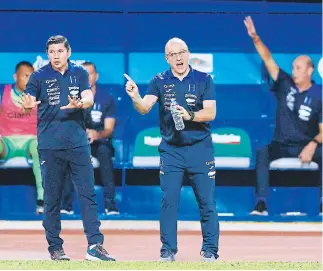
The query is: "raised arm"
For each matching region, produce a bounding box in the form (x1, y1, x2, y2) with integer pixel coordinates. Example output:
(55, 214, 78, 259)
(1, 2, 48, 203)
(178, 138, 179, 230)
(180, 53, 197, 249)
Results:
(124, 74, 158, 115)
(244, 16, 279, 81)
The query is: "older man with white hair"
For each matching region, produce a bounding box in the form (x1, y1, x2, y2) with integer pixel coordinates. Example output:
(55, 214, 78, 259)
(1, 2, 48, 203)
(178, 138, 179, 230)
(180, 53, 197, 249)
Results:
(124, 37, 219, 262)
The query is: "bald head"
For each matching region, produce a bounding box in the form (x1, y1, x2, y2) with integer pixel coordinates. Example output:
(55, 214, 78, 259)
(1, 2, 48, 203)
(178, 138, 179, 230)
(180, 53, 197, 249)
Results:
(295, 55, 314, 69)
(164, 37, 190, 77)
(292, 55, 314, 86)
(165, 38, 188, 55)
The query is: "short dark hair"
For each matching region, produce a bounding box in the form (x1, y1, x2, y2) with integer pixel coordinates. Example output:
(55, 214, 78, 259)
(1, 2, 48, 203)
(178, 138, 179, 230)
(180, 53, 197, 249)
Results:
(82, 61, 97, 72)
(46, 35, 70, 51)
(15, 61, 33, 73)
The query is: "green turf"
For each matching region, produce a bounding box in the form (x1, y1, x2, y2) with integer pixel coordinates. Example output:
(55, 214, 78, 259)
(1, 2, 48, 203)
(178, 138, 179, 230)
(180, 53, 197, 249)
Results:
(0, 261, 321, 270)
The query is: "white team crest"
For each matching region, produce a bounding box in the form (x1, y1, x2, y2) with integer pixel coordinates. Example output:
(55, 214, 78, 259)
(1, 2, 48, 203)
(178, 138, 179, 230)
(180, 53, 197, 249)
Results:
(91, 110, 102, 123)
(298, 105, 312, 121)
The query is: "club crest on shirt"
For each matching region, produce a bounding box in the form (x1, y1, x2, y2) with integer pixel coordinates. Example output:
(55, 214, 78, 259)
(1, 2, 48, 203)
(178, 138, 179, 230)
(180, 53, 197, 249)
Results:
(68, 86, 80, 96)
(298, 105, 312, 121)
(91, 110, 102, 123)
(188, 84, 196, 92)
(185, 93, 197, 106)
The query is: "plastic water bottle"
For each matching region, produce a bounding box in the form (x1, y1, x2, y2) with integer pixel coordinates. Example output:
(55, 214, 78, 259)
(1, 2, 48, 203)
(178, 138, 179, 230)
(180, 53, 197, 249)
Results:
(170, 99, 185, 131)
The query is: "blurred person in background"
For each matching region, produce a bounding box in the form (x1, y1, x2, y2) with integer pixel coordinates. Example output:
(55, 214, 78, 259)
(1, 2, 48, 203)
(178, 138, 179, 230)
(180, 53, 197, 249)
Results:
(244, 16, 322, 216)
(0, 61, 44, 214)
(61, 61, 119, 216)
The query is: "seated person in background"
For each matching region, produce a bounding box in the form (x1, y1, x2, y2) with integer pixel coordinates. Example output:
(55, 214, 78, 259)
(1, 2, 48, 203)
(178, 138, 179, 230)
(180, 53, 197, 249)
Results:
(244, 16, 322, 215)
(61, 61, 119, 215)
(0, 61, 44, 214)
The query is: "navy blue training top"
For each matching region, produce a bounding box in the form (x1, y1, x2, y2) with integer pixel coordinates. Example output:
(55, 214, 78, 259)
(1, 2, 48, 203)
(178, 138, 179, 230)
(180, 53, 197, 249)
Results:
(271, 69, 322, 144)
(85, 87, 116, 143)
(25, 61, 91, 150)
(146, 67, 216, 146)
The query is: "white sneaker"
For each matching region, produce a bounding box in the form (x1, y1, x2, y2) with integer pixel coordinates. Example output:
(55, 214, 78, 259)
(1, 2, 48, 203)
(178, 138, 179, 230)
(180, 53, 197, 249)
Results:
(36, 206, 44, 214)
(36, 200, 44, 214)
(250, 200, 268, 216)
(105, 209, 120, 216)
(60, 209, 74, 215)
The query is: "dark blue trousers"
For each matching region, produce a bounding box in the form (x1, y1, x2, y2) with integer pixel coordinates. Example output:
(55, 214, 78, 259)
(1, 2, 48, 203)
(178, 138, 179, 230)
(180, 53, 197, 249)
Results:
(158, 136, 219, 257)
(256, 141, 322, 202)
(39, 145, 104, 254)
(62, 141, 117, 211)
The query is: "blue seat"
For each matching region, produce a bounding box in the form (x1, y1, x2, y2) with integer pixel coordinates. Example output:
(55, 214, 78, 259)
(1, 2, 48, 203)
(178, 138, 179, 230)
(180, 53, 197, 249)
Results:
(123, 95, 160, 167)
(212, 84, 272, 168)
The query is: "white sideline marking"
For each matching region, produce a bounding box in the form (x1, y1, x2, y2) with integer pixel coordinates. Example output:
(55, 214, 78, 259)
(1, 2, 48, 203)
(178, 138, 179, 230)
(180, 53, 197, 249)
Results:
(0, 220, 321, 232)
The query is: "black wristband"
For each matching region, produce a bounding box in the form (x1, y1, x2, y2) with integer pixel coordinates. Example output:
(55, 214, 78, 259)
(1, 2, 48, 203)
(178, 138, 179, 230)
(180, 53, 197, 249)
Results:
(312, 138, 320, 145)
(188, 111, 195, 121)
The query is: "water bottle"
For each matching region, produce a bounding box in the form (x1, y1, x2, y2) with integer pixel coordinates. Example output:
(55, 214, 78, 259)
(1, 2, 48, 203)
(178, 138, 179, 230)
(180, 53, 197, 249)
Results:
(170, 99, 185, 131)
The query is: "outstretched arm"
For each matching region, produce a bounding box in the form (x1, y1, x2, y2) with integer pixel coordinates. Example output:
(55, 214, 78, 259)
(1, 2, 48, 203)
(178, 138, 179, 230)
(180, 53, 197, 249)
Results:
(244, 16, 279, 81)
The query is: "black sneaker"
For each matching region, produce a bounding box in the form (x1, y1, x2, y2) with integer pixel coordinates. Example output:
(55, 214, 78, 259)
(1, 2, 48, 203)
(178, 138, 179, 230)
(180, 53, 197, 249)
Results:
(159, 250, 175, 262)
(36, 200, 44, 214)
(250, 200, 268, 216)
(50, 249, 70, 261)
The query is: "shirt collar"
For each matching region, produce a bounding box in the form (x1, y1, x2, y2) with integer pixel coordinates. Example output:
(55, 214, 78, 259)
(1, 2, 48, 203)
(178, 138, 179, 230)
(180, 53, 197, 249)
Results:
(166, 65, 194, 80)
(48, 59, 72, 74)
(12, 85, 22, 96)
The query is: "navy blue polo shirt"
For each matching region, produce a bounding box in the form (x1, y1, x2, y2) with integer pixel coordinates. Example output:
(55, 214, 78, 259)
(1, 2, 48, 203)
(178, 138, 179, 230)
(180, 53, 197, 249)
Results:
(25, 61, 91, 150)
(85, 87, 116, 143)
(271, 69, 322, 144)
(146, 67, 216, 146)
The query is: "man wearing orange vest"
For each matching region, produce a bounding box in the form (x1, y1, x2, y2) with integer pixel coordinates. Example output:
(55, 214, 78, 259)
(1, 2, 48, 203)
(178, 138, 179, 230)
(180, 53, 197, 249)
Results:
(0, 61, 43, 214)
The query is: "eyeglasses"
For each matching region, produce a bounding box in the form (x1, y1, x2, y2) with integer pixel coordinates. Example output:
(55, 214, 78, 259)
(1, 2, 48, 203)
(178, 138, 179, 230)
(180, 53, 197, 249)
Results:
(166, 50, 188, 60)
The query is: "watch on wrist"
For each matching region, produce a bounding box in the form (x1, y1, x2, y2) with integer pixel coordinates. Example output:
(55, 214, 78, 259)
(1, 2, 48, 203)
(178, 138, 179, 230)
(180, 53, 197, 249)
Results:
(188, 111, 195, 121)
(312, 138, 320, 145)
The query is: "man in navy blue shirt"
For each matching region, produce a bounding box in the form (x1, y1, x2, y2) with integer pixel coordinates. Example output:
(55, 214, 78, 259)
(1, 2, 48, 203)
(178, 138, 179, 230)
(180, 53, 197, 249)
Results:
(61, 61, 119, 215)
(244, 17, 322, 215)
(124, 38, 219, 262)
(20, 35, 115, 261)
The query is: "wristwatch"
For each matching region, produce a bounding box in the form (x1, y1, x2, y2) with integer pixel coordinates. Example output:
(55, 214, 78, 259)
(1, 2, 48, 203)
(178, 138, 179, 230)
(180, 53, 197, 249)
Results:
(188, 111, 195, 121)
(311, 138, 320, 145)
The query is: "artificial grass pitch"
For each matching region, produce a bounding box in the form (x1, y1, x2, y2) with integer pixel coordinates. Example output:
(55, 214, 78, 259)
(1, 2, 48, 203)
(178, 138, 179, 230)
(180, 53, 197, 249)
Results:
(0, 261, 321, 270)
